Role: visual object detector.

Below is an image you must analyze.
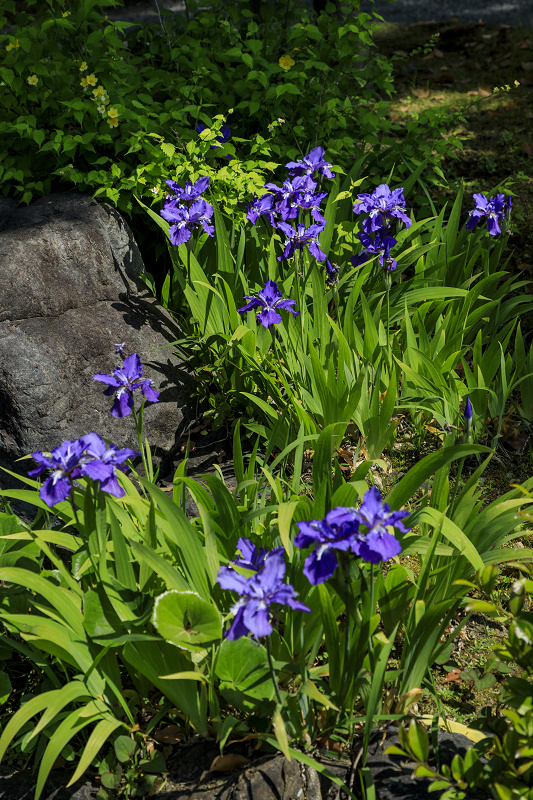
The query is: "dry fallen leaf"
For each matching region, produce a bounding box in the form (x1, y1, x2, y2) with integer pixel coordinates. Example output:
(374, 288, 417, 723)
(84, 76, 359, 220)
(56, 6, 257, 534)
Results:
(521, 61, 533, 71)
(524, 142, 533, 157)
(432, 48, 444, 59)
(519, 39, 531, 49)
(413, 87, 430, 98)
(444, 669, 463, 683)
(153, 725, 187, 744)
(478, 85, 493, 96)
(393, 50, 408, 57)
(210, 754, 251, 773)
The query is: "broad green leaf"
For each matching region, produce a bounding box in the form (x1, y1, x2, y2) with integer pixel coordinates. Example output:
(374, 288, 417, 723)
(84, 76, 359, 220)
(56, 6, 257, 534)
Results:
(152, 590, 222, 651)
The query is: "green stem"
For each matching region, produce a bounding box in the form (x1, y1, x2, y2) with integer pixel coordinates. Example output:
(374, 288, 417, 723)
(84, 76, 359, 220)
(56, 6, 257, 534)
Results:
(266, 636, 284, 708)
(132, 401, 151, 481)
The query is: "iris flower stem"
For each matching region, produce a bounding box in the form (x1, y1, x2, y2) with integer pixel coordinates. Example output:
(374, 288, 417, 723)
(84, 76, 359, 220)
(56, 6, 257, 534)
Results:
(132, 402, 152, 483)
(266, 635, 284, 708)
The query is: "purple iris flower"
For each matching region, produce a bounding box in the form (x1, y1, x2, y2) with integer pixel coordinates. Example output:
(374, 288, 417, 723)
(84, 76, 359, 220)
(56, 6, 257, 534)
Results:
(464, 396, 473, 421)
(79, 432, 138, 499)
(232, 537, 285, 572)
(277, 221, 327, 262)
(465, 193, 512, 236)
(285, 147, 335, 180)
(160, 198, 215, 245)
(265, 176, 313, 221)
(28, 433, 138, 507)
(294, 512, 361, 584)
(352, 486, 409, 564)
(196, 122, 232, 146)
(164, 176, 209, 204)
(246, 193, 275, 225)
(351, 231, 398, 272)
(353, 184, 412, 234)
(217, 548, 310, 639)
(238, 280, 299, 328)
(94, 353, 160, 418)
(28, 439, 87, 507)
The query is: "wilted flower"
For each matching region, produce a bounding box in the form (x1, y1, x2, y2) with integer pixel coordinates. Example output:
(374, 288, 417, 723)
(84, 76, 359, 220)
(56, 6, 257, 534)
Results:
(160, 197, 215, 245)
(238, 279, 299, 328)
(353, 184, 411, 233)
(325, 258, 339, 284)
(217, 546, 310, 639)
(465, 192, 512, 236)
(94, 352, 160, 417)
(286, 146, 335, 180)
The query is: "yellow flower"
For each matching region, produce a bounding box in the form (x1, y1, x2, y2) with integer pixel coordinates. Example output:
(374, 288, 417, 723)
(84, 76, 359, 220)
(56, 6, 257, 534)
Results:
(107, 107, 119, 119)
(92, 85, 105, 97)
(86, 73, 97, 86)
(62, 10, 71, 16)
(79, 61, 88, 72)
(278, 55, 295, 71)
(27, 74, 38, 85)
(514, 79, 521, 87)
(6, 40, 19, 51)
(80, 77, 88, 88)
(107, 117, 119, 127)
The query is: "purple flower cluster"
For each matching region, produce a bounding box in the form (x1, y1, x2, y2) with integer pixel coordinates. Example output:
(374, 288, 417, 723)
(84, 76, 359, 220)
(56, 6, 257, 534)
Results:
(294, 487, 410, 584)
(237, 279, 299, 328)
(465, 192, 512, 236)
(94, 352, 159, 418)
(217, 538, 310, 639)
(160, 176, 215, 246)
(29, 433, 138, 507)
(246, 146, 335, 270)
(351, 184, 411, 273)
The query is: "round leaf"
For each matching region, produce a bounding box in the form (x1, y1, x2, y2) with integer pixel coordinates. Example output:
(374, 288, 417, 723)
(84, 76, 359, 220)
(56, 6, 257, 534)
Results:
(153, 590, 222, 651)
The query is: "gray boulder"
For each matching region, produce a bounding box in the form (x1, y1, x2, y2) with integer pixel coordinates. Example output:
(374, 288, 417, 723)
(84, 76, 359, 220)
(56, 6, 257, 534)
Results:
(0, 192, 193, 493)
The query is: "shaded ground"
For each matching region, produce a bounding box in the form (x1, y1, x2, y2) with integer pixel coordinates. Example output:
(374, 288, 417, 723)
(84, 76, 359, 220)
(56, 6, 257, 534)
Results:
(373, 19, 533, 270)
